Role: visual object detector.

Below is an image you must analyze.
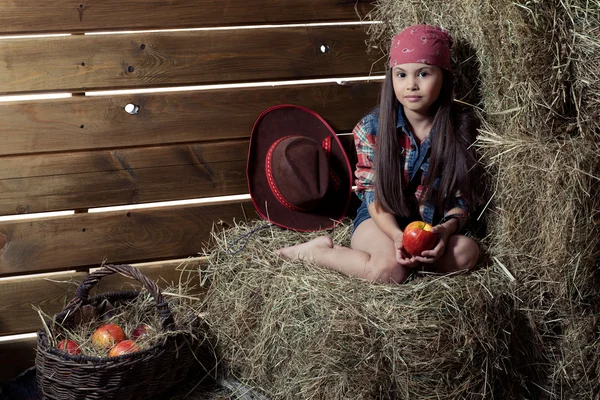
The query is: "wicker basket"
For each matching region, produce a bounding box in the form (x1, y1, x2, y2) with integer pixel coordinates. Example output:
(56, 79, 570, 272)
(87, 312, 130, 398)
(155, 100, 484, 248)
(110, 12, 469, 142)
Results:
(36, 264, 196, 400)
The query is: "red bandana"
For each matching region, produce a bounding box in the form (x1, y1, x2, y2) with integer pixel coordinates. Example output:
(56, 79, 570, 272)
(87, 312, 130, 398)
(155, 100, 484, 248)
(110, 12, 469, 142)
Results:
(389, 24, 453, 71)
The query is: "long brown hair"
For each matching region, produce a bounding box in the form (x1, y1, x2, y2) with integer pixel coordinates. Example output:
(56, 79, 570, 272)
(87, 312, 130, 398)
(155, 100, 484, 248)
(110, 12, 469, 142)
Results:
(374, 68, 483, 217)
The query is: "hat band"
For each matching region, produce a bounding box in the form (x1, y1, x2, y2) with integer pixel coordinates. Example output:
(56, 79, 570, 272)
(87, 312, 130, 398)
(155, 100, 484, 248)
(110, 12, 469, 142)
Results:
(265, 136, 309, 212)
(265, 135, 342, 213)
(321, 136, 342, 192)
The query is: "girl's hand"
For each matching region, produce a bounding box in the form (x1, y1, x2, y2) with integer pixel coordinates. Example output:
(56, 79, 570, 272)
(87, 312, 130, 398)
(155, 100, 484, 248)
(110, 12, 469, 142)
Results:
(414, 223, 454, 264)
(393, 231, 420, 268)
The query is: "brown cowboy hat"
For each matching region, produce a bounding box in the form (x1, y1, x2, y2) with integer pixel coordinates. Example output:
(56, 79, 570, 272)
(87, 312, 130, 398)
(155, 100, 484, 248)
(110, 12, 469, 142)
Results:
(247, 104, 353, 232)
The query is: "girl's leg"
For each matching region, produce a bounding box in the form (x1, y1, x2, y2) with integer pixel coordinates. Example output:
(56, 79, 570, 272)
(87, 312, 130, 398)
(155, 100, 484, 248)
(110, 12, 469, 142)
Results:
(430, 235, 479, 273)
(276, 219, 410, 283)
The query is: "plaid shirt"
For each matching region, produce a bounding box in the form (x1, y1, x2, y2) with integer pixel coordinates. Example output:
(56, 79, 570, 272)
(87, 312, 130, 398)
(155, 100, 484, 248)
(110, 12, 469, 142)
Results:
(353, 107, 467, 224)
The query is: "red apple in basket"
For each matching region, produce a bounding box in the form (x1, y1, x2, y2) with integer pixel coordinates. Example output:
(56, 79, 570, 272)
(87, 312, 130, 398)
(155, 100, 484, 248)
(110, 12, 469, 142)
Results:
(131, 324, 148, 340)
(91, 323, 126, 349)
(57, 339, 81, 355)
(108, 340, 141, 357)
(403, 221, 439, 258)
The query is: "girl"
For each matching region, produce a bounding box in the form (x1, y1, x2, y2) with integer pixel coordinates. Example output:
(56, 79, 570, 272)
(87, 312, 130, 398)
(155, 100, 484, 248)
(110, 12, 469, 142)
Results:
(277, 24, 483, 283)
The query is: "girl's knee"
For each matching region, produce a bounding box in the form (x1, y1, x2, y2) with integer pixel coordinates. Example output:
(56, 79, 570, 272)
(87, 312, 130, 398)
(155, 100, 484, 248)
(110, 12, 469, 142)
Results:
(453, 236, 479, 270)
(366, 257, 410, 284)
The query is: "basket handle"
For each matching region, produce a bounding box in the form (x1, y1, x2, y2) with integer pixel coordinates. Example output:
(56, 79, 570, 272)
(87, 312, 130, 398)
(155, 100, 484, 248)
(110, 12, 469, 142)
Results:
(64, 264, 174, 329)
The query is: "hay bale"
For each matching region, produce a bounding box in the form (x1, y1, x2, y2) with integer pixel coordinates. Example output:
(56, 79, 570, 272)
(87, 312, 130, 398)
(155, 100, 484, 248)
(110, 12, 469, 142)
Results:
(476, 128, 600, 307)
(567, 0, 600, 136)
(366, 0, 599, 139)
(476, 123, 600, 398)
(201, 221, 548, 399)
(549, 312, 600, 398)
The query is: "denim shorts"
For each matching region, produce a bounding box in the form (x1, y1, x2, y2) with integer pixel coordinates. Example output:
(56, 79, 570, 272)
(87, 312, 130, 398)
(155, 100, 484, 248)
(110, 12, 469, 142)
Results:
(352, 201, 372, 233)
(352, 201, 422, 234)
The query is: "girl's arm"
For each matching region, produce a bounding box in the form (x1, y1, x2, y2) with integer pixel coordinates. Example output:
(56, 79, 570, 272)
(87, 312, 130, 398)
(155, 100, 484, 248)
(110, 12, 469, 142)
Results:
(367, 201, 402, 239)
(435, 207, 468, 236)
(368, 201, 420, 267)
(417, 207, 468, 263)
(353, 114, 377, 203)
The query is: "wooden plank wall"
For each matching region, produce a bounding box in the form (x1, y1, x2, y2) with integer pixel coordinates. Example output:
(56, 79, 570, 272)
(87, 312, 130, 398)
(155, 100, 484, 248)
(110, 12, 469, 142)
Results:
(0, 0, 384, 382)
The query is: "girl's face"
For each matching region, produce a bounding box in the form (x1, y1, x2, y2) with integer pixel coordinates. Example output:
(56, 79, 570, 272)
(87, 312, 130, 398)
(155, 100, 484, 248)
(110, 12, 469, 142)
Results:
(392, 63, 444, 116)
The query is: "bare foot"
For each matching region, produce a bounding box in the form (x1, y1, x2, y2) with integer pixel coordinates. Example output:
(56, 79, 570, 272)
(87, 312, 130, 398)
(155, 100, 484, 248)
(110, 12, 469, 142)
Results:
(276, 236, 333, 261)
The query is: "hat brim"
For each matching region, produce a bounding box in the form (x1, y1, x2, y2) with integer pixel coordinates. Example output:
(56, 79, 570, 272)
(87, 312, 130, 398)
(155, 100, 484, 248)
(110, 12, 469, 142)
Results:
(247, 105, 353, 232)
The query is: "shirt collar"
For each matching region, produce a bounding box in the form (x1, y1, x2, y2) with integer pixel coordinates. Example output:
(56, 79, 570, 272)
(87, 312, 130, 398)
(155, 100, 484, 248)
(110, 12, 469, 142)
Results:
(396, 106, 409, 133)
(396, 106, 435, 142)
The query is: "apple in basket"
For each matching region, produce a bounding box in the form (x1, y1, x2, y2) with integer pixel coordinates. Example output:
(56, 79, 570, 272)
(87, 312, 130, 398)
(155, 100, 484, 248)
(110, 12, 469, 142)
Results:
(56, 339, 81, 356)
(131, 323, 148, 340)
(403, 221, 439, 258)
(108, 340, 141, 357)
(91, 323, 127, 349)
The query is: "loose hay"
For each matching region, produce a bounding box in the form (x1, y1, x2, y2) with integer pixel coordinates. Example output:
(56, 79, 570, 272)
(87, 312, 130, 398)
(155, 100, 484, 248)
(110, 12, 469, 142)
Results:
(201, 220, 548, 399)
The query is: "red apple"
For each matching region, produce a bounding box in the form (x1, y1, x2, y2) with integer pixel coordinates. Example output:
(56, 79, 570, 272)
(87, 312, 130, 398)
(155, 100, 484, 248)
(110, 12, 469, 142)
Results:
(403, 221, 439, 258)
(108, 340, 141, 357)
(57, 339, 81, 355)
(91, 323, 126, 349)
(131, 324, 148, 340)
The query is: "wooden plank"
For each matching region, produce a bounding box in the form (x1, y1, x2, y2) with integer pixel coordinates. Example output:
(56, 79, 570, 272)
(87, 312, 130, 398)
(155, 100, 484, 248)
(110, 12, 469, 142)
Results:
(0, 200, 257, 277)
(91, 258, 206, 297)
(0, 271, 86, 337)
(0, 81, 380, 155)
(0, 259, 204, 336)
(0, 134, 364, 217)
(0, 1, 374, 35)
(0, 336, 36, 384)
(0, 25, 383, 95)
(0, 140, 250, 215)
